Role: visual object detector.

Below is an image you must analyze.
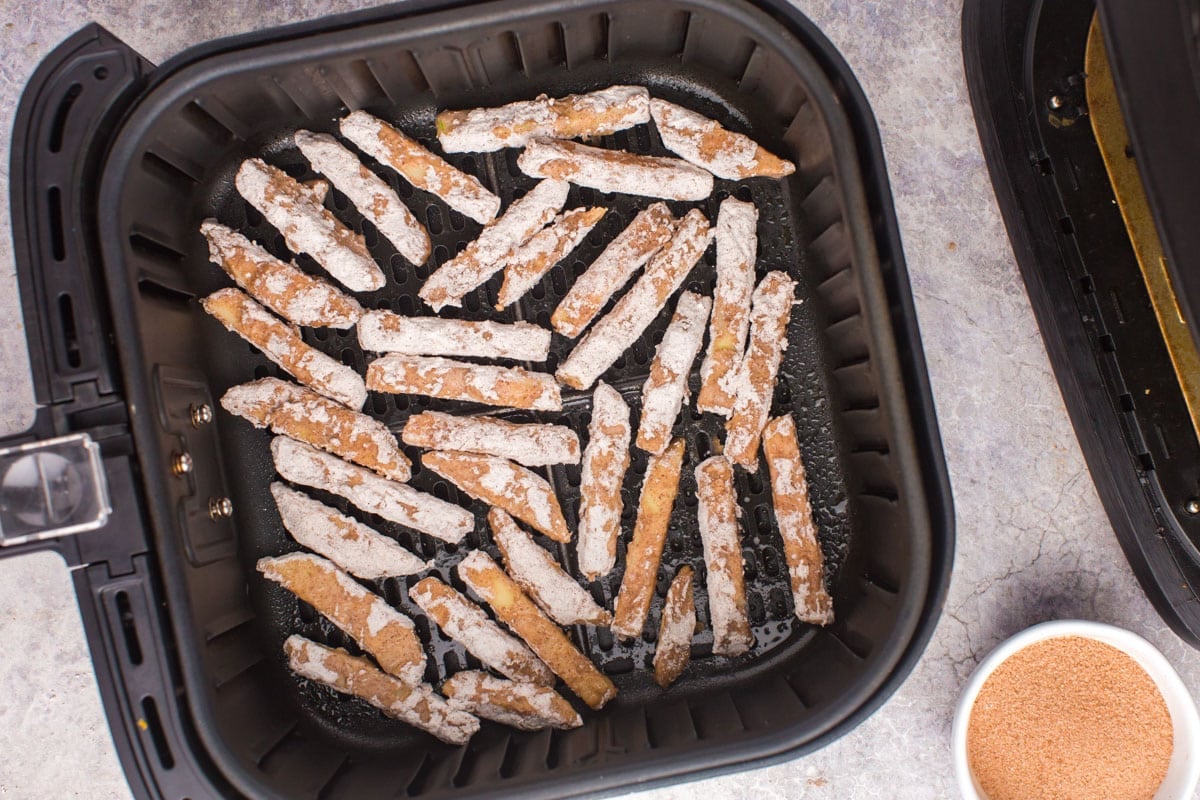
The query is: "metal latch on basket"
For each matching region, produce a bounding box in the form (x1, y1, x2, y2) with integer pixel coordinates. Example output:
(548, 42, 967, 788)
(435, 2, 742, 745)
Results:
(0, 433, 111, 546)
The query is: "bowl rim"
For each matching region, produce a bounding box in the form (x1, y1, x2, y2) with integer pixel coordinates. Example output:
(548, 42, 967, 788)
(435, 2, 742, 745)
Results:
(950, 619, 1200, 800)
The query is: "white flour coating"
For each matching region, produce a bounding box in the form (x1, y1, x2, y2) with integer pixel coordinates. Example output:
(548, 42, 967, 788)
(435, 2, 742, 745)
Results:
(556, 209, 712, 389)
(234, 158, 385, 292)
(409, 579, 553, 684)
(367, 355, 562, 412)
(695, 457, 752, 656)
(422, 451, 568, 542)
(201, 220, 363, 328)
(551, 202, 676, 338)
(496, 207, 606, 310)
(517, 137, 714, 201)
(202, 289, 366, 409)
(576, 382, 631, 580)
(419, 179, 569, 310)
(649, 99, 797, 180)
(270, 482, 431, 579)
(636, 291, 712, 455)
(270, 437, 472, 544)
(402, 411, 579, 467)
(490, 509, 611, 626)
(340, 110, 500, 225)
(357, 311, 552, 361)
(725, 272, 797, 468)
(442, 671, 582, 731)
(220, 377, 410, 481)
(284, 636, 478, 745)
(698, 198, 758, 416)
(437, 85, 650, 152)
(294, 130, 430, 265)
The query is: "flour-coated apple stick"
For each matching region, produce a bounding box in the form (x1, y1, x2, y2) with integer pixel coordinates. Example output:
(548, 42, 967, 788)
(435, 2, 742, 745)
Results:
(576, 382, 632, 581)
(442, 671, 582, 731)
(202, 288, 366, 409)
(271, 483, 430, 579)
(367, 355, 562, 412)
(724, 271, 797, 469)
(421, 451, 571, 543)
(635, 291, 711, 455)
(259, 553, 426, 684)
(340, 110, 500, 225)
(201, 221, 363, 328)
(221, 377, 411, 481)
(762, 414, 834, 625)
(556, 209, 712, 389)
(695, 455, 752, 656)
(235, 158, 385, 292)
(458, 550, 617, 710)
(419, 178, 569, 311)
(402, 411, 580, 467)
(271, 436, 472, 543)
(518, 137, 713, 201)
(409, 576, 553, 685)
(697, 198, 758, 416)
(496, 206, 606, 310)
(436, 85, 650, 152)
(489, 508, 612, 627)
(294, 130, 431, 265)
(650, 99, 796, 180)
(551, 202, 676, 338)
(654, 566, 696, 688)
(611, 438, 686, 640)
(285, 636, 477, 744)
(357, 311, 552, 362)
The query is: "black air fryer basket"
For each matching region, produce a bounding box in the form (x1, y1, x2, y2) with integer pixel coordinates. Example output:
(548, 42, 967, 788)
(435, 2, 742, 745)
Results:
(3, 1, 952, 797)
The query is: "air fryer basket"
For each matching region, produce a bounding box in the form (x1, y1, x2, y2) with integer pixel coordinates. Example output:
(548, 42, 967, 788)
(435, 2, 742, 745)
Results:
(0, 0, 949, 796)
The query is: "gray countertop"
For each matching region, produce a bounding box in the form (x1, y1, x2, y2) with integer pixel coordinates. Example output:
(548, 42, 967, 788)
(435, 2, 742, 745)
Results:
(1, 1, 1198, 797)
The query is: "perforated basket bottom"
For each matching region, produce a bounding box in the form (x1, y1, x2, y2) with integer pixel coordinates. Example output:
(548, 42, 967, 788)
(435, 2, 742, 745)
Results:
(194, 73, 849, 750)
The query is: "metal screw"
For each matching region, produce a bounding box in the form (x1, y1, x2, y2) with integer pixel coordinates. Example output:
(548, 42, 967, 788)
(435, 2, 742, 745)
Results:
(208, 496, 233, 520)
(170, 451, 193, 476)
(1049, 95, 1064, 110)
(1186, 499, 1200, 515)
(189, 403, 213, 428)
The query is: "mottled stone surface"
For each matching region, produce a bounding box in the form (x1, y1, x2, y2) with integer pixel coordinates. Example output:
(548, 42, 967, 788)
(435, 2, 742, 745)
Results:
(0, 1, 1197, 798)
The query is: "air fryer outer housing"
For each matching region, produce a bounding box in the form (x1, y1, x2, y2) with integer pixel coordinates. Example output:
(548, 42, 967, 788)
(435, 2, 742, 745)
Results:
(4, 2, 953, 797)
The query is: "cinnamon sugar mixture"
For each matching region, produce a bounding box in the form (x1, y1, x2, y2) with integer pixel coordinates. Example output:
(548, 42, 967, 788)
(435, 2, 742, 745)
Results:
(966, 635, 1172, 800)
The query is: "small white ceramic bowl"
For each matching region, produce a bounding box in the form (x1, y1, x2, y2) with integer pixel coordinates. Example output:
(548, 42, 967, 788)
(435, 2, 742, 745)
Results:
(951, 619, 1200, 800)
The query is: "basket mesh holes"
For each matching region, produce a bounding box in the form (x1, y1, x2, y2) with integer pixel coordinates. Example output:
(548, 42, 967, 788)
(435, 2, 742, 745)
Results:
(253, 365, 270, 379)
(464, 291, 482, 313)
(448, 209, 465, 231)
(273, 233, 287, 253)
(572, 259, 588, 278)
(748, 593, 765, 625)
(340, 349, 358, 369)
(395, 180, 414, 199)
(535, 309, 551, 327)
(370, 393, 387, 415)
(332, 191, 349, 211)
(245, 203, 263, 226)
(683, 491, 698, 508)
(742, 548, 758, 581)
(530, 281, 547, 301)
(397, 294, 415, 315)
(596, 626, 614, 652)
(427, 206, 444, 235)
(753, 505, 772, 536)
(735, 185, 753, 202)
(761, 546, 780, 578)
(432, 481, 450, 501)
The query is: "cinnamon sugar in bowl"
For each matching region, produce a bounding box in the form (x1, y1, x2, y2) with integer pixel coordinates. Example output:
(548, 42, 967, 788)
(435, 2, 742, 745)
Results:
(951, 621, 1200, 800)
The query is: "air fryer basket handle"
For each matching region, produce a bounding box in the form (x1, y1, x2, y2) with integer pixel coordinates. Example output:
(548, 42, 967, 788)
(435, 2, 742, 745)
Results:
(0, 25, 226, 800)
